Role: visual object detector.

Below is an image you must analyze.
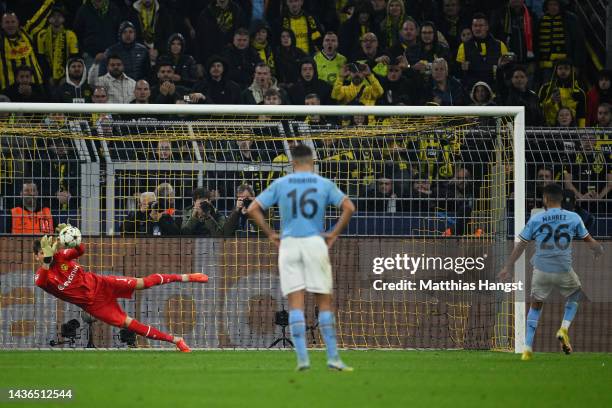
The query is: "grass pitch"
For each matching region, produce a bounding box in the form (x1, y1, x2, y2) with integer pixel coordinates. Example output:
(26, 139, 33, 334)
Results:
(1, 350, 611, 408)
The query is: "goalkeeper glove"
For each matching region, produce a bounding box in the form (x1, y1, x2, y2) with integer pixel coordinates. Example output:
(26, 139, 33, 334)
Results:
(41, 235, 59, 259)
(55, 223, 70, 234)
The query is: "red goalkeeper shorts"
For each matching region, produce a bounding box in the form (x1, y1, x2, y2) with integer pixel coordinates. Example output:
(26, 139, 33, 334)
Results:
(84, 276, 138, 327)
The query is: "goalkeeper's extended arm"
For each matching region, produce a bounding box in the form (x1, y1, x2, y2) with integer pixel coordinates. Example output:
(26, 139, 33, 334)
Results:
(40, 235, 59, 269)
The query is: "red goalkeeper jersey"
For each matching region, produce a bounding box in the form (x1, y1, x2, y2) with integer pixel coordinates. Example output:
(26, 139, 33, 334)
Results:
(35, 244, 100, 308)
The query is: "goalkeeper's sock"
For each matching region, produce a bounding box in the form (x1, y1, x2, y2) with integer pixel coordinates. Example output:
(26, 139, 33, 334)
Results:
(142, 274, 183, 288)
(561, 299, 579, 330)
(288, 309, 309, 367)
(525, 307, 541, 351)
(127, 319, 173, 343)
(319, 310, 340, 362)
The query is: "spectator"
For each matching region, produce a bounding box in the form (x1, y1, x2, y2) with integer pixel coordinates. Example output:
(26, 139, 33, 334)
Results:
(221, 28, 262, 89)
(223, 184, 256, 236)
(11, 181, 54, 235)
(240, 62, 287, 104)
(331, 63, 383, 106)
(192, 55, 241, 104)
(378, 63, 423, 106)
(500, 65, 543, 126)
(469, 81, 495, 106)
(150, 62, 197, 104)
(437, 167, 475, 235)
(0, 12, 44, 90)
(538, 59, 586, 127)
(156, 33, 198, 87)
(196, 0, 246, 64)
(36, 5, 79, 88)
(412, 21, 451, 76)
(361, 165, 403, 213)
(354, 32, 388, 78)
(586, 69, 612, 126)
(595, 103, 612, 129)
(379, 0, 405, 50)
(490, 0, 536, 66)
(304, 93, 331, 125)
(383, 17, 419, 64)
(288, 59, 332, 105)
(527, 166, 553, 210)
(535, 0, 585, 78)
(89, 54, 136, 104)
(128, 0, 175, 59)
(121, 191, 156, 236)
(4, 66, 46, 102)
(313, 32, 347, 85)
(435, 0, 471, 51)
(273, 29, 307, 88)
(338, 1, 379, 61)
(148, 182, 181, 236)
(96, 21, 151, 82)
(456, 13, 509, 91)
(250, 20, 275, 76)
(181, 187, 226, 237)
(407, 177, 434, 213)
(561, 189, 595, 234)
(133, 79, 152, 104)
(428, 58, 466, 106)
(56, 57, 93, 103)
(370, 0, 387, 28)
(263, 88, 282, 105)
(280, 0, 322, 55)
(91, 85, 109, 104)
(555, 106, 575, 127)
(563, 133, 612, 207)
(73, 0, 122, 67)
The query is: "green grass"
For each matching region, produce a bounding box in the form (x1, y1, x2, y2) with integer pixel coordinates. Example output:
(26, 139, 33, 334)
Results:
(1, 350, 611, 408)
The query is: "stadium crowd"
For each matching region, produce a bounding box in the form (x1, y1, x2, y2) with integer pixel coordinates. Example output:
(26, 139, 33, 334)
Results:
(0, 0, 610, 237)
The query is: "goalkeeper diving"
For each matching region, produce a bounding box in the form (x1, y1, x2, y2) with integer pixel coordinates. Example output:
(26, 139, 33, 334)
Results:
(33, 224, 209, 351)
(499, 184, 604, 360)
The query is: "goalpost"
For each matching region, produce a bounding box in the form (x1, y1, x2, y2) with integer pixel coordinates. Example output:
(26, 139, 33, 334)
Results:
(0, 102, 526, 352)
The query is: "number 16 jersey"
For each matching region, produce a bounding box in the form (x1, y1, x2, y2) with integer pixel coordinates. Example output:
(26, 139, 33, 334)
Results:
(255, 171, 346, 239)
(519, 207, 590, 273)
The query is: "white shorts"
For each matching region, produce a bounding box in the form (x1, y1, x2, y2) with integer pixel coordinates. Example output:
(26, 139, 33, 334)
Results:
(531, 268, 581, 301)
(278, 236, 333, 296)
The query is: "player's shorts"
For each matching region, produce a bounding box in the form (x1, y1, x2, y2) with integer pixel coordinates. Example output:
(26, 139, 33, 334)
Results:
(531, 268, 581, 301)
(84, 276, 138, 327)
(278, 235, 332, 296)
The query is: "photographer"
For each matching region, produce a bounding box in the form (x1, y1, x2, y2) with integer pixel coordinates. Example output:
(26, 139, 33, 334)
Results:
(120, 191, 156, 236)
(181, 188, 226, 237)
(223, 184, 257, 237)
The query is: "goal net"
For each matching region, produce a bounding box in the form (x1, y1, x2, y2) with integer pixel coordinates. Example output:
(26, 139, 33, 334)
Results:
(1, 103, 528, 350)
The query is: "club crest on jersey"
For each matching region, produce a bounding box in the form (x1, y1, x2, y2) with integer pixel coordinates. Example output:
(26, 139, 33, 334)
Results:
(61, 264, 68, 271)
(58, 265, 79, 291)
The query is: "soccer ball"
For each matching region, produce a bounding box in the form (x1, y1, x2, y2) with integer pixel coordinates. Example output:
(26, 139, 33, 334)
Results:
(59, 226, 82, 248)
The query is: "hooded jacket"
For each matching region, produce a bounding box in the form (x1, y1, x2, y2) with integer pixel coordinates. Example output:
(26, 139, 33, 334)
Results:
(470, 81, 495, 105)
(56, 58, 93, 103)
(73, 0, 122, 56)
(97, 21, 150, 81)
(221, 43, 262, 89)
(288, 58, 332, 105)
(157, 33, 198, 87)
(274, 29, 308, 86)
(192, 55, 242, 104)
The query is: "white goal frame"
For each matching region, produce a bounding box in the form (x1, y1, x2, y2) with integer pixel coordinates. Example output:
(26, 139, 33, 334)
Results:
(0, 102, 526, 353)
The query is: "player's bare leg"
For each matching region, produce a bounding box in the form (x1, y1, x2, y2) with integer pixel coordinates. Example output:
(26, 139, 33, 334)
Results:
(316, 293, 352, 371)
(123, 316, 191, 352)
(287, 290, 310, 370)
(133, 273, 208, 290)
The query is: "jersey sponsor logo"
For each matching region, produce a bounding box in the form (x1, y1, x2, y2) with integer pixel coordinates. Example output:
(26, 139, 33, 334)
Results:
(57, 265, 79, 291)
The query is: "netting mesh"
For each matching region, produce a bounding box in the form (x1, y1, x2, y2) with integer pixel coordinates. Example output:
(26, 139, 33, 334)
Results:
(2, 109, 516, 350)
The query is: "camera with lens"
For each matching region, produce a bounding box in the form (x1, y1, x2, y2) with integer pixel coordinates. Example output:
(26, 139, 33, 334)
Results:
(241, 197, 253, 209)
(274, 310, 289, 327)
(200, 200, 214, 215)
(60, 319, 80, 338)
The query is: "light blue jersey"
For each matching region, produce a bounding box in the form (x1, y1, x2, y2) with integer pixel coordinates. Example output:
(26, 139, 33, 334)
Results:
(255, 171, 346, 239)
(519, 208, 589, 273)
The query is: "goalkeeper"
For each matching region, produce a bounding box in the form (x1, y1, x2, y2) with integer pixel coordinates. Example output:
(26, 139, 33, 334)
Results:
(33, 224, 209, 352)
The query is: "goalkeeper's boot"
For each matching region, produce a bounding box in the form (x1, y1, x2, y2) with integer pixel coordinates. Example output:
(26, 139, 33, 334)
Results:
(328, 360, 354, 372)
(556, 328, 572, 355)
(188, 273, 209, 283)
(521, 350, 533, 361)
(176, 338, 191, 353)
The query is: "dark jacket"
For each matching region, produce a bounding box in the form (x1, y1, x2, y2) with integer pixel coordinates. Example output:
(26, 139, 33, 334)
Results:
(150, 82, 192, 103)
(196, 1, 247, 63)
(121, 209, 180, 236)
(99, 40, 151, 81)
(505, 88, 543, 126)
(273, 30, 308, 86)
(192, 56, 242, 104)
(73, 1, 123, 56)
(288, 59, 332, 105)
(460, 35, 505, 90)
(181, 205, 226, 237)
(56, 58, 93, 103)
(430, 76, 467, 106)
(221, 44, 262, 89)
(127, 1, 176, 53)
(156, 34, 198, 87)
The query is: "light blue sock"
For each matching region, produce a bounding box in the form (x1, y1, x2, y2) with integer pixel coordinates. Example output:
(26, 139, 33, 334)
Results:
(562, 300, 579, 329)
(319, 310, 340, 362)
(289, 309, 309, 366)
(526, 307, 541, 350)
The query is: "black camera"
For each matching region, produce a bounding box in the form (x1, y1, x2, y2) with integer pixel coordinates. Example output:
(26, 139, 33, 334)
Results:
(200, 200, 214, 214)
(60, 319, 80, 338)
(274, 310, 289, 327)
(347, 63, 360, 73)
(148, 201, 158, 211)
(241, 197, 253, 209)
